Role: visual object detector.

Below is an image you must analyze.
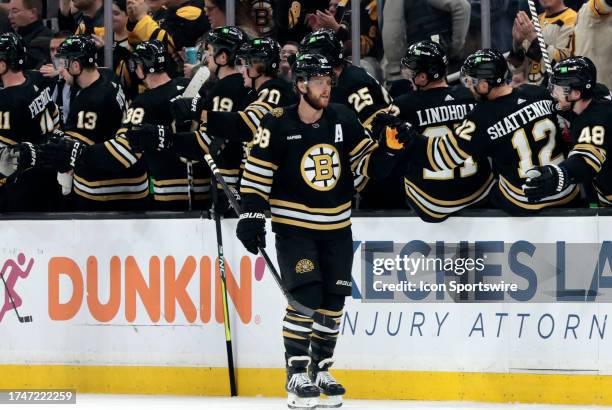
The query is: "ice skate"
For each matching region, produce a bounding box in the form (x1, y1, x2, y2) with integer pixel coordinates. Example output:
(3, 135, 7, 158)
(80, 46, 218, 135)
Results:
(286, 356, 320, 409)
(309, 358, 345, 408)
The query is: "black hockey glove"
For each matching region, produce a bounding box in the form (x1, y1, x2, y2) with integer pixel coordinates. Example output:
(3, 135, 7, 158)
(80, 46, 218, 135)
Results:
(0, 142, 38, 177)
(236, 211, 266, 255)
(125, 124, 172, 153)
(523, 164, 570, 203)
(38, 138, 85, 172)
(171, 96, 203, 125)
(371, 112, 404, 136)
(212, 184, 241, 216)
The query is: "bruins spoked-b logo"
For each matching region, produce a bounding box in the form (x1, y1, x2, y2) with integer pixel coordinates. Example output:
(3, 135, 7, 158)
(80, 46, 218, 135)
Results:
(301, 144, 341, 191)
(295, 259, 315, 274)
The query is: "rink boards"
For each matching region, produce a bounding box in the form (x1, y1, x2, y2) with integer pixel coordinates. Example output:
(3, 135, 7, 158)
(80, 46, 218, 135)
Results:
(1, 213, 612, 405)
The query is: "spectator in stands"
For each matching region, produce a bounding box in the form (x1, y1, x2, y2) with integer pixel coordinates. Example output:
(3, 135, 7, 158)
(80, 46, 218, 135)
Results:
(312, 0, 383, 80)
(276, 0, 329, 44)
(126, 0, 209, 77)
(279, 40, 298, 82)
(40, 30, 72, 122)
(380, 0, 471, 82)
(147, 0, 166, 21)
(59, 0, 105, 36)
(466, 0, 519, 54)
(113, 0, 139, 101)
(508, 0, 576, 86)
(203, 0, 257, 36)
(8, 0, 53, 69)
(204, 0, 225, 27)
(0, 3, 13, 33)
(573, 0, 612, 89)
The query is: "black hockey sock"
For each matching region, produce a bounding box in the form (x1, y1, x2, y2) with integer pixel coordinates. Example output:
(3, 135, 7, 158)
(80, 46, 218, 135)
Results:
(283, 305, 314, 367)
(310, 293, 345, 364)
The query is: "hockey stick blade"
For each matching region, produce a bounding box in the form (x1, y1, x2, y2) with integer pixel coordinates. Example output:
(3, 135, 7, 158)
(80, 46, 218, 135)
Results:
(204, 154, 340, 331)
(182, 66, 211, 98)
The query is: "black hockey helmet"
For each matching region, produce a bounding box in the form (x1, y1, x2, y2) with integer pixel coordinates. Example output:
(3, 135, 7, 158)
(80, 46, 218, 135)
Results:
(401, 40, 448, 82)
(299, 29, 343, 66)
(56, 35, 98, 68)
(237, 37, 280, 76)
(205, 25, 247, 64)
(293, 53, 334, 84)
(0, 32, 27, 70)
(461, 49, 508, 87)
(129, 40, 168, 74)
(550, 56, 597, 99)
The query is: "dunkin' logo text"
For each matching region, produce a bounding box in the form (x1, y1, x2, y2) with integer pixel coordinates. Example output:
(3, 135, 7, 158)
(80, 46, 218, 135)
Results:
(48, 255, 265, 324)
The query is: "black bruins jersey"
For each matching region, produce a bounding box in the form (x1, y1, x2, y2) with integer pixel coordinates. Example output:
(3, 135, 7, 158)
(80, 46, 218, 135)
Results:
(564, 100, 612, 206)
(0, 76, 58, 145)
(409, 84, 579, 213)
(0, 76, 61, 211)
(240, 103, 397, 238)
(199, 73, 250, 190)
(173, 78, 297, 162)
(207, 78, 298, 143)
(395, 86, 494, 221)
(332, 64, 396, 129)
(126, 78, 210, 208)
(192, 78, 298, 190)
(63, 75, 149, 208)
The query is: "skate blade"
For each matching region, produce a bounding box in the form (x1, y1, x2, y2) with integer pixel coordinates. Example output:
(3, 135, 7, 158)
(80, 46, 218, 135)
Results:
(287, 393, 318, 409)
(317, 394, 342, 408)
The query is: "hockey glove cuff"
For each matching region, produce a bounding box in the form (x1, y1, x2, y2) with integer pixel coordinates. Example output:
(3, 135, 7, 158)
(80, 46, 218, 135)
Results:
(236, 211, 266, 255)
(0, 142, 39, 177)
(38, 138, 84, 173)
(171, 96, 203, 123)
(125, 124, 172, 153)
(523, 164, 570, 203)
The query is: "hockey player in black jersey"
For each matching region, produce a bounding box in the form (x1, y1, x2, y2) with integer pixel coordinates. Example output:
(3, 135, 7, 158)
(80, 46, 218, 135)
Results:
(524, 57, 612, 206)
(393, 41, 494, 221)
(235, 54, 409, 409)
(137, 36, 297, 184)
(299, 29, 396, 130)
(52, 35, 147, 211)
(37, 40, 211, 210)
(192, 36, 297, 150)
(0, 33, 62, 212)
(381, 49, 579, 215)
(298, 29, 397, 205)
(170, 26, 250, 205)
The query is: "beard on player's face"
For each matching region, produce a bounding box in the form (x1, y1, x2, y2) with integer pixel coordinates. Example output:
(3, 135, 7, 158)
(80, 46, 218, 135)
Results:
(306, 90, 329, 109)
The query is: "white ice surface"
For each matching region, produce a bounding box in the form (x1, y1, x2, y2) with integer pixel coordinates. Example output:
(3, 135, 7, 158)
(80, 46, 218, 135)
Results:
(12, 395, 612, 410)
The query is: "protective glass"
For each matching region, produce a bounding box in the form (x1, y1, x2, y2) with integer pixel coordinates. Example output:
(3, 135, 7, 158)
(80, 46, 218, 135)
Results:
(460, 73, 479, 88)
(548, 82, 572, 100)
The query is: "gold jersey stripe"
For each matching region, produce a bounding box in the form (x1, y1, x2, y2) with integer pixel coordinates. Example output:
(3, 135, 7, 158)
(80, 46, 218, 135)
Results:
(271, 216, 351, 231)
(269, 199, 351, 214)
(74, 174, 148, 187)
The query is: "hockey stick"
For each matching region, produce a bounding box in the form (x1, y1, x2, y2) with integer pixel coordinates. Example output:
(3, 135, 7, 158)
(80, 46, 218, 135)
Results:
(526, 0, 553, 76)
(203, 154, 340, 331)
(180, 66, 211, 210)
(210, 178, 238, 397)
(0, 270, 32, 323)
(180, 65, 237, 394)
